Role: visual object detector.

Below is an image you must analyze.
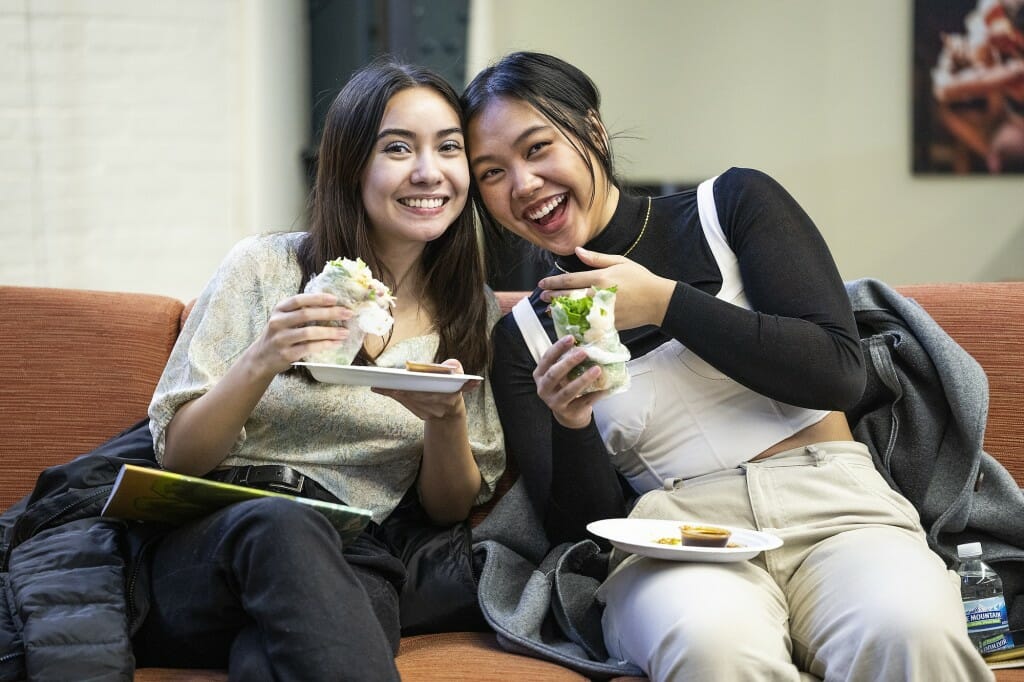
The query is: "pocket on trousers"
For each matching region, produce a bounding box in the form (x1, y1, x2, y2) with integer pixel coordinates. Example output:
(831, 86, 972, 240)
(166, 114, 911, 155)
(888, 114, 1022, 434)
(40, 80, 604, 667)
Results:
(832, 457, 923, 530)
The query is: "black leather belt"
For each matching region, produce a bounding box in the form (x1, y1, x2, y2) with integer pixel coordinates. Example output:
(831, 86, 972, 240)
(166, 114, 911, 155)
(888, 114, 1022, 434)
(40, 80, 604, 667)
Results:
(207, 465, 310, 496)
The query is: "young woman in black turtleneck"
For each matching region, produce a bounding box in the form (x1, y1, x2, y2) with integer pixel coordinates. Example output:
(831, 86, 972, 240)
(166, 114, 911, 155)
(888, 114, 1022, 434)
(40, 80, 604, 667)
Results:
(462, 51, 991, 682)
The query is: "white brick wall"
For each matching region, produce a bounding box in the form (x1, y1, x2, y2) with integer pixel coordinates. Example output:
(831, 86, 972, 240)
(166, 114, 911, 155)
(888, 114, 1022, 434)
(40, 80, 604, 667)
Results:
(0, 0, 309, 301)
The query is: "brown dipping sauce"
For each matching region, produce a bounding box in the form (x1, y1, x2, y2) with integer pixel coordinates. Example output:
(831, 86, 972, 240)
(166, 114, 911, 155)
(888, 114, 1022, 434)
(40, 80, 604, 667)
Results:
(680, 524, 732, 547)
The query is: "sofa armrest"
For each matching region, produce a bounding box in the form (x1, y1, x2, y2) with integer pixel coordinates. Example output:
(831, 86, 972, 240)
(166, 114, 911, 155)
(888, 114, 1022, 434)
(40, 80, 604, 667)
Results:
(897, 283, 1024, 484)
(0, 286, 184, 510)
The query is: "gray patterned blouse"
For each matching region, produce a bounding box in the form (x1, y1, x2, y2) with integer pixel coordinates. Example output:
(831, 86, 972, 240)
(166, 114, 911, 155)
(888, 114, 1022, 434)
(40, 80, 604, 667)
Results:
(148, 232, 506, 522)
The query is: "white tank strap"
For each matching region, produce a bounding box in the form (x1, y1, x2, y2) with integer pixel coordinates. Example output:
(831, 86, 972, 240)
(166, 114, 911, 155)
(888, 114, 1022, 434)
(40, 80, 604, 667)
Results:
(511, 296, 552, 365)
(696, 175, 743, 301)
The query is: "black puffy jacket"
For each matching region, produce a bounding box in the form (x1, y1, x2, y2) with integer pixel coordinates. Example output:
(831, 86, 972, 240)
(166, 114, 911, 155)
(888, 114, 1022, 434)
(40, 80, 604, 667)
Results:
(0, 420, 162, 681)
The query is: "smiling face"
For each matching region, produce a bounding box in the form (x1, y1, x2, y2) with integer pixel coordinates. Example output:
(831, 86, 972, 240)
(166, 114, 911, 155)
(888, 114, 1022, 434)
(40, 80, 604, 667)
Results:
(467, 96, 618, 256)
(361, 86, 469, 252)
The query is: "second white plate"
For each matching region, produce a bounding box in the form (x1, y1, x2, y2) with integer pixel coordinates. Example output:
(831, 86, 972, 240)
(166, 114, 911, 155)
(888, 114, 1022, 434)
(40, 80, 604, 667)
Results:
(294, 362, 481, 393)
(587, 517, 783, 563)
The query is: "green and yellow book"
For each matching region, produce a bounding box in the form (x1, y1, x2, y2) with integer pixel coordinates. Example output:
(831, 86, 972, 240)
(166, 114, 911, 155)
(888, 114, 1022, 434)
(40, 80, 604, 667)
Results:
(100, 464, 372, 544)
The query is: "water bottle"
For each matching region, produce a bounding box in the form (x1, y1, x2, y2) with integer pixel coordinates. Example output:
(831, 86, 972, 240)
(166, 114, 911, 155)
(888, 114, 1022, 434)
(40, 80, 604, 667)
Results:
(957, 542, 1012, 654)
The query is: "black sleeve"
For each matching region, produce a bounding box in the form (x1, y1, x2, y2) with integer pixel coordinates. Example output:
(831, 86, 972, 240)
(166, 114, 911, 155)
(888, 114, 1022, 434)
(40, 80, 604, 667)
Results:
(490, 317, 626, 545)
(660, 168, 865, 410)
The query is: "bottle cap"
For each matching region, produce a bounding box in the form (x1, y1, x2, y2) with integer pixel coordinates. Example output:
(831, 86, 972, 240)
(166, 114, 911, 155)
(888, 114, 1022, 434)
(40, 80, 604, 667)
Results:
(957, 542, 982, 558)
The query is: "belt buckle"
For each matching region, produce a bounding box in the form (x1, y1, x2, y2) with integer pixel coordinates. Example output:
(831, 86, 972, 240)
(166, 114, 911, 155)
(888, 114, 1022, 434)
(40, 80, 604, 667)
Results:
(268, 473, 306, 496)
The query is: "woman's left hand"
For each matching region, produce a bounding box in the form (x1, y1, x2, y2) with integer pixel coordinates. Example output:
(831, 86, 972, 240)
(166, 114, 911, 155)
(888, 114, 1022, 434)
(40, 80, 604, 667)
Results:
(538, 247, 676, 330)
(371, 359, 477, 421)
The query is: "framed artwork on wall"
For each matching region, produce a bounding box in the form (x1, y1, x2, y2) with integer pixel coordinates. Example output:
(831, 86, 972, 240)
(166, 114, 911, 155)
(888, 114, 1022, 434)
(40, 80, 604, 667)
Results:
(912, 0, 1024, 174)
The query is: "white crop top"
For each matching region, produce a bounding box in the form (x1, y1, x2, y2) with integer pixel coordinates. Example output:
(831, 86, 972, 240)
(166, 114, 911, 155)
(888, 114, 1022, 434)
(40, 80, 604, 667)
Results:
(512, 177, 830, 494)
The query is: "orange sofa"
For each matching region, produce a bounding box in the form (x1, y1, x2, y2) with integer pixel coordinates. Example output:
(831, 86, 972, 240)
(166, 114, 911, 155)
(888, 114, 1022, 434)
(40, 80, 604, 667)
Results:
(1, 282, 1022, 681)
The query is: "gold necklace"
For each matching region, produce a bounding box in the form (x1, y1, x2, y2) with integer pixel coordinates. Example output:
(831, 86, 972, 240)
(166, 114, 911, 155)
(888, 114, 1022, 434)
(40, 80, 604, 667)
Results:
(554, 196, 652, 274)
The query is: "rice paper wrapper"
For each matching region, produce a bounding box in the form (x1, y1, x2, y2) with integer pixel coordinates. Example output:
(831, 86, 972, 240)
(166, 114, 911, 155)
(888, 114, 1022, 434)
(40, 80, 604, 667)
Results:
(302, 257, 395, 365)
(550, 287, 631, 395)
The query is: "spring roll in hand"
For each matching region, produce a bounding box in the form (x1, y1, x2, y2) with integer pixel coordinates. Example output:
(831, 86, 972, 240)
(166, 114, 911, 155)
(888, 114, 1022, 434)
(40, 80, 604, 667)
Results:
(303, 257, 395, 365)
(549, 286, 630, 395)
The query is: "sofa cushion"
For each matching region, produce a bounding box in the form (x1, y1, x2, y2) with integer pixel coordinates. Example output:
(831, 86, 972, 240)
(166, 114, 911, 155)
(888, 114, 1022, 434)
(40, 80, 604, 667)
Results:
(131, 632, 590, 681)
(395, 631, 588, 680)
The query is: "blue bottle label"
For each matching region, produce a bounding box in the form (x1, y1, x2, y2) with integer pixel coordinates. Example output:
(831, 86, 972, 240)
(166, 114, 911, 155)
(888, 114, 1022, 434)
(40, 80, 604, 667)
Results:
(963, 596, 1009, 633)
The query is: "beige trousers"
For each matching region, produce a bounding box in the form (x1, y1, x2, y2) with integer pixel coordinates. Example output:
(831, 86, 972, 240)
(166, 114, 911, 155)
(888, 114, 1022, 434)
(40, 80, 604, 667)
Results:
(597, 442, 993, 682)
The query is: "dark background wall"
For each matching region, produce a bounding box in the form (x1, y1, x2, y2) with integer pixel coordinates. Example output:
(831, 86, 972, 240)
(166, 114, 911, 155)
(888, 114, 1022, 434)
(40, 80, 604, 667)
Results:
(308, 0, 469, 144)
(306, 0, 553, 290)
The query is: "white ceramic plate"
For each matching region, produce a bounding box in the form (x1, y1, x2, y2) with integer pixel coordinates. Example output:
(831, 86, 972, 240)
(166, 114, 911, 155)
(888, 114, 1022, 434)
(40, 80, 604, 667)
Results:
(587, 518, 783, 563)
(294, 362, 481, 393)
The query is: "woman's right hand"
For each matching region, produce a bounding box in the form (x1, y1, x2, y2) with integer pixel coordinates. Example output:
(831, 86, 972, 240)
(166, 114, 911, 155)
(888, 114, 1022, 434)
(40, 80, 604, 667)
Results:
(162, 292, 350, 475)
(247, 293, 352, 378)
(534, 335, 608, 429)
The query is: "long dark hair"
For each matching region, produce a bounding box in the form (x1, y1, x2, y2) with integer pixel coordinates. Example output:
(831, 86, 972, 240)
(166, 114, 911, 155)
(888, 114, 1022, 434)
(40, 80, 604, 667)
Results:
(299, 57, 490, 373)
(461, 52, 622, 253)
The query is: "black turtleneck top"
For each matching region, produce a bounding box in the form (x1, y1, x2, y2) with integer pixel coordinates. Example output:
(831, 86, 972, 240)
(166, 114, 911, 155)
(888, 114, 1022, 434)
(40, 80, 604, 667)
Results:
(489, 167, 866, 545)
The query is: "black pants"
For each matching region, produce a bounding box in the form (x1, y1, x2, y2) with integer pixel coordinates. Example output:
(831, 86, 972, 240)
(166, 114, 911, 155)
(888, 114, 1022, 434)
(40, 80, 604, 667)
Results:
(132, 497, 405, 682)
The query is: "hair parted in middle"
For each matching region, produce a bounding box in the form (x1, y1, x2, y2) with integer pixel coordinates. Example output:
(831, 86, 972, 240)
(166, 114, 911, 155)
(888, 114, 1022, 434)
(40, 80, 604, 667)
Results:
(460, 51, 621, 256)
(298, 55, 490, 373)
